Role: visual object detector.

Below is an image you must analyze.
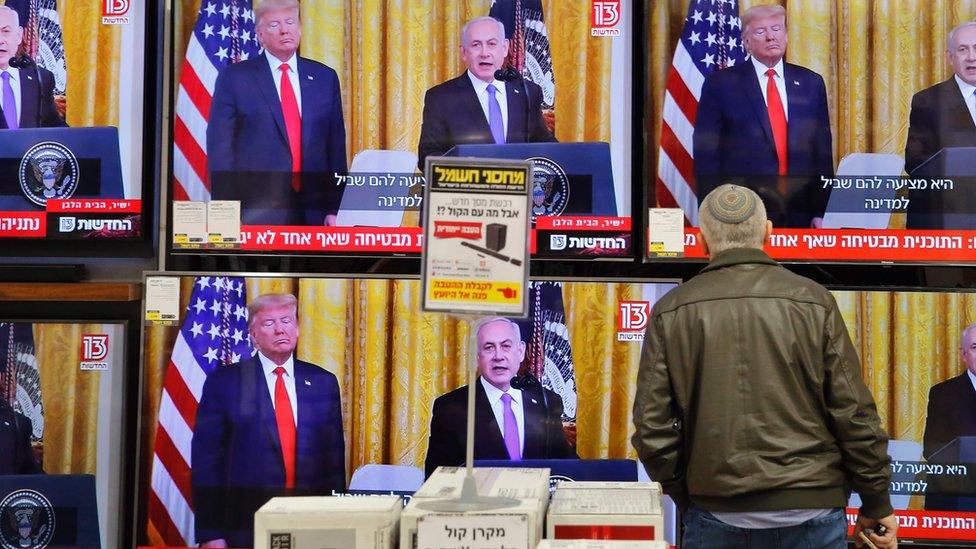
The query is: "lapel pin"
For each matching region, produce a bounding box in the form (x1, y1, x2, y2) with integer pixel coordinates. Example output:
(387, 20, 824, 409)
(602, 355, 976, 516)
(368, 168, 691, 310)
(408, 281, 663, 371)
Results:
(513, 88, 520, 94)
(307, 75, 313, 80)
(793, 80, 799, 86)
(2, 421, 9, 426)
(304, 379, 311, 386)
(531, 398, 538, 404)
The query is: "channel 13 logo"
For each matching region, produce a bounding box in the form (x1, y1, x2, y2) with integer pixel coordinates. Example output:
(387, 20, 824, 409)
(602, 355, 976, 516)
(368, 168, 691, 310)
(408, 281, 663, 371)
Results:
(81, 334, 109, 361)
(618, 301, 649, 332)
(591, 0, 622, 36)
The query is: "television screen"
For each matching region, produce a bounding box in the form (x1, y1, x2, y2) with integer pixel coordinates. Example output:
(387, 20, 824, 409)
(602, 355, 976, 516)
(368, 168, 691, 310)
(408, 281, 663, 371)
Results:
(135, 274, 678, 546)
(0, 321, 128, 548)
(0, 2, 155, 253)
(167, 0, 635, 259)
(646, 0, 976, 264)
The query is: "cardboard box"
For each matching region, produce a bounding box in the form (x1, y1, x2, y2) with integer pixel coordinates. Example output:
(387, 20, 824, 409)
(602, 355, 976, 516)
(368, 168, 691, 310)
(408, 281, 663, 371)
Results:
(415, 466, 550, 500)
(537, 541, 670, 549)
(401, 467, 551, 549)
(547, 482, 664, 541)
(254, 495, 401, 549)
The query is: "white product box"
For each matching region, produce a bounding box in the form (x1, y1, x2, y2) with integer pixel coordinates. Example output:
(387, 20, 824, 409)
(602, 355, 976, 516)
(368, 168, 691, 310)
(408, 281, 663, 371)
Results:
(537, 541, 670, 549)
(546, 482, 664, 542)
(415, 466, 551, 500)
(401, 467, 552, 549)
(254, 495, 402, 549)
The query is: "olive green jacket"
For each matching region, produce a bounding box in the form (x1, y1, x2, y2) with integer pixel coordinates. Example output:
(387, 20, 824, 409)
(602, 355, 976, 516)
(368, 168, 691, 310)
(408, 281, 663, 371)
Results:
(632, 247, 892, 519)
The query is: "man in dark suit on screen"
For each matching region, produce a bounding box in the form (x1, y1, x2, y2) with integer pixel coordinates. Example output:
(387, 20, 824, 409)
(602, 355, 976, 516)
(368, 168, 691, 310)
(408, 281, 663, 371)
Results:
(0, 400, 42, 475)
(0, 6, 65, 129)
(417, 16, 555, 169)
(923, 323, 976, 511)
(424, 317, 575, 478)
(191, 293, 345, 548)
(904, 22, 976, 175)
(207, 0, 346, 226)
(693, 4, 833, 229)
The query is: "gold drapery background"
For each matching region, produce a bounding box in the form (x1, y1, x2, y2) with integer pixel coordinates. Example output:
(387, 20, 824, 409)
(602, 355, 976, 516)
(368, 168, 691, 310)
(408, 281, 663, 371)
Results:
(31, 322, 112, 474)
(647, 0, 976, 223)
(140, 279, 976, 498)
(173, 0, 613, 163)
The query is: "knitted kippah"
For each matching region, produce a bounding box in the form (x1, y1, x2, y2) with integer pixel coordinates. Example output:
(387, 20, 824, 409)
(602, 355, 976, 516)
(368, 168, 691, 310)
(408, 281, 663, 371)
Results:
(706, 184, 757, 224)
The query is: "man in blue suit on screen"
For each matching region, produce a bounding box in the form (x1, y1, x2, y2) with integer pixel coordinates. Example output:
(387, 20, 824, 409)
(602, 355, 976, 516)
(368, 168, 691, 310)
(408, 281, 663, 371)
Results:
(417, 16, 556, 169)
(191, 293, 345, 548)
(207, 0, 346, 226)
(693, 4, 833, 229)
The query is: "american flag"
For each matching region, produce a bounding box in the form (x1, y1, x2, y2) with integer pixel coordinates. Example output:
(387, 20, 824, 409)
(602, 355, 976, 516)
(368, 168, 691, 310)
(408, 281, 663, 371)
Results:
(655, 0, 746, 225)
(489, 0, 556, 128)
(147, 277, 251, 546)
(172, 0, 259, 202)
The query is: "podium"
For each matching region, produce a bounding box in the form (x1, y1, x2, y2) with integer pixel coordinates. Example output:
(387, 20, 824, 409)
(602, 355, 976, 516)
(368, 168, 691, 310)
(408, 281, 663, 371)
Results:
(446, 142, 618, 216)
(0, 127, 125, 211)
(0, 474, 100, 548)
(924, 436, 976, 511)
(906, 146, 976, 229)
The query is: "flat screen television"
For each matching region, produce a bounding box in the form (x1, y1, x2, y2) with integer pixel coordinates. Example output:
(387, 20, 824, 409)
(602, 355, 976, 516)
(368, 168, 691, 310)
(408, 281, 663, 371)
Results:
(646, 0, 976, 265)
(135, 274, 679, 546)
(0, 1, 160, 258)
(0, 320, 129, 548)
(166, 0, 636, 261)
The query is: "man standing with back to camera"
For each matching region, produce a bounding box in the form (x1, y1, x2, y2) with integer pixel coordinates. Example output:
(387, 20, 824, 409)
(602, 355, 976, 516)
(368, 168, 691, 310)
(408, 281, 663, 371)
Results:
(632, 185, 897, 548)
(207, 0, 346, 226)
(0, 5, 65, 129)
(417, 16, 555, 169)
(693, 4, 833, 229)
(192, 293, 345, 548)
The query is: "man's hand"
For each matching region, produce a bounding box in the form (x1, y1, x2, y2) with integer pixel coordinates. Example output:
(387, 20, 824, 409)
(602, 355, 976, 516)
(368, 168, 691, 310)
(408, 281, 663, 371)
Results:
(200, 538, 228, 548)
(810, 216, 824, 229)
(325, 214, 338, 226)
(853, 514, 898, 548)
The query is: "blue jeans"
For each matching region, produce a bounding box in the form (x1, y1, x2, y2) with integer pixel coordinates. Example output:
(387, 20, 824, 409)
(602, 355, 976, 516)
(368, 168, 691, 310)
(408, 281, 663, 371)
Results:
(682, 506, 847, 549)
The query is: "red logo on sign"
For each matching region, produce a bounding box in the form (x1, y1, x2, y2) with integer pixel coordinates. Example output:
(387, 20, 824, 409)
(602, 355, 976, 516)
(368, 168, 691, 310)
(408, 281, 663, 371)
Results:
(103, 0, 129, 16)
(81, 334, 109, 361)
(618, 301, 650, 332)
(591, 0, 621, 28)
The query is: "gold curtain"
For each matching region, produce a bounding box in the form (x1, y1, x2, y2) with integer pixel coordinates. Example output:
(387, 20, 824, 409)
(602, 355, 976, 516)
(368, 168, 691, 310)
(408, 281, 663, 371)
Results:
(174, 0, 613, 164)
(32, 323, 106, 473)
(55, 0, 122, 126)
(647, 0, 976, 220)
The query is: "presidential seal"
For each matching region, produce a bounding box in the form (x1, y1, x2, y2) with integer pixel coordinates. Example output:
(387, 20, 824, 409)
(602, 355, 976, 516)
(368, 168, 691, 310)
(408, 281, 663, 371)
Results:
(19, 141, 80, 208)
(0, 489, 55, 549)
(527, 157, 569, 218)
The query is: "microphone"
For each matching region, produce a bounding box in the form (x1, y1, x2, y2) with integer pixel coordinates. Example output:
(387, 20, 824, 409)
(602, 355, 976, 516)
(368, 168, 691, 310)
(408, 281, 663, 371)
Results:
(492, 67, 531, 143)
(493, 67, 520, 82)
(510, 370, 552, 458)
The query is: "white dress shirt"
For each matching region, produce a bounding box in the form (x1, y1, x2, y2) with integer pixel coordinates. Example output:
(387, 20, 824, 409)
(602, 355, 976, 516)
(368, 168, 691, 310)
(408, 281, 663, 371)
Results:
(480, 376, 524, 454)
(258, 351, 298, 425)
(966, 368, 976, 394)
(265, 50, 302, 116)
(467, 70, 508, 136)
(751, 56, 789, 121)
(0, 67, 22, 124)
(954, 74, 976, 128)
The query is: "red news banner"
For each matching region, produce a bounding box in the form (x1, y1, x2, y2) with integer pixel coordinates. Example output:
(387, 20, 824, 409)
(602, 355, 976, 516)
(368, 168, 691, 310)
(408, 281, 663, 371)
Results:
(676, 228, 976, 262)
(234, 216, 632, 253)
(0, 199, 141, 238)
(846, 508, 976, 542)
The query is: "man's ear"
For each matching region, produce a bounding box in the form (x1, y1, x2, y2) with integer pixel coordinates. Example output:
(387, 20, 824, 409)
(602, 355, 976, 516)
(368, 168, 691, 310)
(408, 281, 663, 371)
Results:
(700, 232, 710, 257)
(763, 220, 773, 246)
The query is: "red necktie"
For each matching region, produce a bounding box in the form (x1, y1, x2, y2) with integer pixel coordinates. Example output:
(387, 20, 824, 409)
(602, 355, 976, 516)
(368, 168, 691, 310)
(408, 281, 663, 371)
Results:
(273, 366, 296, 489)
(279, 64, 302, 192)
(765, 68, 788, 177)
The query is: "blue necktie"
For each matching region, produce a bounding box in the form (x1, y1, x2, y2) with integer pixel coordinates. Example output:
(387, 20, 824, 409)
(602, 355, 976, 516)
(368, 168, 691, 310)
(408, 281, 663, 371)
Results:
(2, 72, 18, 130)
(486, 84, 505, 144)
